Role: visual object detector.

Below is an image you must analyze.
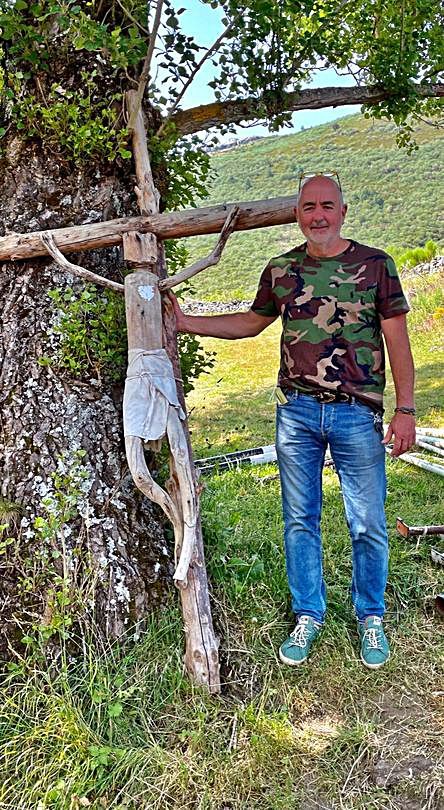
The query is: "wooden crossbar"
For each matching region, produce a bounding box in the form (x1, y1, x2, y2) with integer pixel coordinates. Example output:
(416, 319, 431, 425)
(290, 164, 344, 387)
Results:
(0, 195, 298, 262)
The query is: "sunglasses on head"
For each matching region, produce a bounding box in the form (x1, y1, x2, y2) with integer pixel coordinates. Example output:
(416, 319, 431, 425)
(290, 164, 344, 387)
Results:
(298, 171, 342, 194)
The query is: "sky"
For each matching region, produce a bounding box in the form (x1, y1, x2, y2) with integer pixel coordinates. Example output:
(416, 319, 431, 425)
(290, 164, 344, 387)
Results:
(163, 0, 361, 139)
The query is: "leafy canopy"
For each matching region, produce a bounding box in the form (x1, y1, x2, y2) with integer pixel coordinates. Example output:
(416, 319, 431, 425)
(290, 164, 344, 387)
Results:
(0, 0, 442, 157)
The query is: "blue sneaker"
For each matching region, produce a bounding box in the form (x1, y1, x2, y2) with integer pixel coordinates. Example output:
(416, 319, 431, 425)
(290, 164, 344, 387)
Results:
(279, 615, 321, 666)
(359, 616, 390, 669)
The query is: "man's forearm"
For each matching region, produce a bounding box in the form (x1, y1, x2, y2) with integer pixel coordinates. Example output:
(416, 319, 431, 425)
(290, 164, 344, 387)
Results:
(381, 314, 416, 455)
(389, 344, 415, 407)
(175, 309, 276, 340)
(382, 316, 415, 407)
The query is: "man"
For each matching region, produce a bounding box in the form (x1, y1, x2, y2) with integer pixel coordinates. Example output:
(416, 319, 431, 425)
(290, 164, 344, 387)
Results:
(170, 173, 416, 669)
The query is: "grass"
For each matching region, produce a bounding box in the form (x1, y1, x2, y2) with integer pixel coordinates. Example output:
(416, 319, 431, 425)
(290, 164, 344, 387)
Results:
(1, 275, 443, 809)
(1, 460, 443, 808)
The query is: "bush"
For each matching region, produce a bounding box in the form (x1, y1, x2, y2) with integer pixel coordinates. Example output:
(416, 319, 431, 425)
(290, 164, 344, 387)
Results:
(389, 240, 440, 270)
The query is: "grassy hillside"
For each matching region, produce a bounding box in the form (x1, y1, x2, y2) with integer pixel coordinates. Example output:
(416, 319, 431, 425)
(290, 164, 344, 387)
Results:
(181, 114, 444, 301)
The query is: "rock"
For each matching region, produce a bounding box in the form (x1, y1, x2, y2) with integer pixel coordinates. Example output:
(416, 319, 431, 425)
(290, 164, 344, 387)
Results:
(372, 754, 434, 788)
(183, 299, 252, 314)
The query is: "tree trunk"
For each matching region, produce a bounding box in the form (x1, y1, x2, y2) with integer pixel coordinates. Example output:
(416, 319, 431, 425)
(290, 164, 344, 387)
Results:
(0, 136, 172, 654)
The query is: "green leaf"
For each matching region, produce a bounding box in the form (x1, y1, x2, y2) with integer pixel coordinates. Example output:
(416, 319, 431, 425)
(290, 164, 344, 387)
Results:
(33, 517, 46, 529)
(108, 702, 123, 718)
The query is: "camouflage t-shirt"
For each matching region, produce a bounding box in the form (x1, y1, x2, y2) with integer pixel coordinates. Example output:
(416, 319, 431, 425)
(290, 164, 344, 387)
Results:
(251, 240, 409, 410)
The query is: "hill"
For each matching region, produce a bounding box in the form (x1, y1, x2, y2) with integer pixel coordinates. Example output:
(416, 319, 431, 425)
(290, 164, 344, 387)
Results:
(182, 114, 443, 301)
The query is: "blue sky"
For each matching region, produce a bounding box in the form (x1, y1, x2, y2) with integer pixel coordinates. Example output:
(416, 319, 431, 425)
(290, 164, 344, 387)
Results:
(166, 0, 360, 138)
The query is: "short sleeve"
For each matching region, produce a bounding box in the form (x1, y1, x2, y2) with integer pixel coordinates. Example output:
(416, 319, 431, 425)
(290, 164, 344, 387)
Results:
(377, 255, 410, 319)
(250, 262, 279, 317)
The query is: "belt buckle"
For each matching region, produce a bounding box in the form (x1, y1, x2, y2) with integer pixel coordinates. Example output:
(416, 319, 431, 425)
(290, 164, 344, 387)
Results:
(318, 391, 336, 403)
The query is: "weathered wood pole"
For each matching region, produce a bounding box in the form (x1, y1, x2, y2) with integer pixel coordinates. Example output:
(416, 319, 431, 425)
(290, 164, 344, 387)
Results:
(0, 194, 299, 262)
(123, 91, 220, 692)
(123, 263, 197, 586)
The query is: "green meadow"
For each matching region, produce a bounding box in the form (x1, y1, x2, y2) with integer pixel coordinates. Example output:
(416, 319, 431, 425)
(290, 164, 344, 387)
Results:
(1, 114, 443, 809)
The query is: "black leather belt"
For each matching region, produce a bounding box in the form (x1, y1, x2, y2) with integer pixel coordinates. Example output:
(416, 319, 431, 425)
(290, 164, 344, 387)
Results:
(282, 388, 354, 404)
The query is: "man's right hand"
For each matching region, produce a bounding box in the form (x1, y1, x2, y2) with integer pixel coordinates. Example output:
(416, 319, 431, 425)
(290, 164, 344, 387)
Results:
(164, 291, 187, 332)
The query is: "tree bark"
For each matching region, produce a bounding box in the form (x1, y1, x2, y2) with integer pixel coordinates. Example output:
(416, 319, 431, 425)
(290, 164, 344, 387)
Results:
(0, 136, 172, 654)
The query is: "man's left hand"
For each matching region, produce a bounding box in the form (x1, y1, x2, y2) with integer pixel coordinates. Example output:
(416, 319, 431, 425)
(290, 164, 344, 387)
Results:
(382, 413, 416, 457)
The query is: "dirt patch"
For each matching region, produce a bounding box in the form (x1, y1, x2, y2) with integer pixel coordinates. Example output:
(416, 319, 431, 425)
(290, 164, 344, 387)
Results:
(368, 687, 444, 808)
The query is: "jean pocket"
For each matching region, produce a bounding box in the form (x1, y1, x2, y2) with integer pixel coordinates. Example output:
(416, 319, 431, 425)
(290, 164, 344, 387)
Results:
(355, 403, 384, 434)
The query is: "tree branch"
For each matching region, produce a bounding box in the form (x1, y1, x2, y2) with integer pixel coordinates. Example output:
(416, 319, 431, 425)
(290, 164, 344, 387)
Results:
(127, 89, 160, 216)
(127, 0, 164, 133)
(40, 233, 124, 293)
(423, 65, 444, 80)
(170, 83, 444, 136)
(159, 206, 240, 290)
(412, 112, 444, 128)
(156, 23, 233, 137)
(115, 0, 150, 35)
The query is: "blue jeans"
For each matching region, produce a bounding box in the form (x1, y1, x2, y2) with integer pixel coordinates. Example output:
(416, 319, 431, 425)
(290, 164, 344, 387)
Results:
(275, 391, 388, 624)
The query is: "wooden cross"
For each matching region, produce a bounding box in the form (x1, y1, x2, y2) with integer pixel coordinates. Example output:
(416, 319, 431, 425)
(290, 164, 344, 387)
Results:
(0, 89, 298, 694)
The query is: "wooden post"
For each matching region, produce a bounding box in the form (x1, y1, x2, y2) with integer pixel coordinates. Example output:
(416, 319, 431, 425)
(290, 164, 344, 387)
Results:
(123, 91, 220, 693)
(158, 244, 221, 691)
(123, 265, 197, 585)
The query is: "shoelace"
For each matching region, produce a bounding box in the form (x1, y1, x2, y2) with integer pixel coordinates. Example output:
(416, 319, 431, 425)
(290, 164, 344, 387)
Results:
(289, 623, 310, 648)
(362, 627, 382, 650)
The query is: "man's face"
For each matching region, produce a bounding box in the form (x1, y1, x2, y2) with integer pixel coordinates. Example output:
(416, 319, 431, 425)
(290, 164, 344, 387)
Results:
(295, 176, 347, 251)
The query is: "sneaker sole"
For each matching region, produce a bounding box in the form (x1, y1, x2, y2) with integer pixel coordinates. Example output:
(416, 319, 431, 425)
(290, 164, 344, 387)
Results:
(360, 652, 390, 670)
(279, 648, 308, 666)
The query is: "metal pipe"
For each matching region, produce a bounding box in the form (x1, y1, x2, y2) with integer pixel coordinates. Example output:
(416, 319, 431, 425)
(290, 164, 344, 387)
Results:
(195, 444, 335, 475)
(387, 449, 444, 477)
(396, 518, 444, 538)
(416, 427, 444, 438)
(417, 440, 444, 459)
(415, 435, 444, 450)
(195, 444, 276, 468)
